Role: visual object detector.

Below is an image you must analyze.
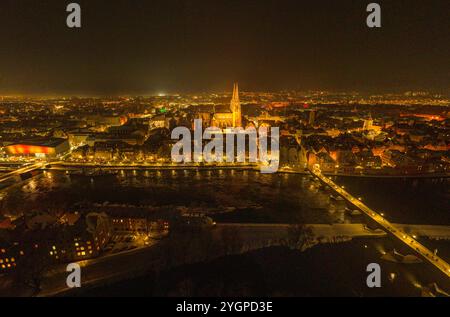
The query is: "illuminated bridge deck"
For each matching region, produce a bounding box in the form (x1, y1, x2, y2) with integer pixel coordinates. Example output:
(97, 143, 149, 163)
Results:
(309, 167, 450, 279)
(0, 162, 44, 183)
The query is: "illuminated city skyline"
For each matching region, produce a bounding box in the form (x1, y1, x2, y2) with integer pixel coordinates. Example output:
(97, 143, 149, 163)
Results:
(0, 0, 449, 300)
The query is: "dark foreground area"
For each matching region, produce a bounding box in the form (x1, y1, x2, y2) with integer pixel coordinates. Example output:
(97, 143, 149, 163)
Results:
(71, 238, 450, 297)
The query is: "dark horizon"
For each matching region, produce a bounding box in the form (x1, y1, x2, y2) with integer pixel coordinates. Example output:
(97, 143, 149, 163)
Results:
(0, 0, 449, 96)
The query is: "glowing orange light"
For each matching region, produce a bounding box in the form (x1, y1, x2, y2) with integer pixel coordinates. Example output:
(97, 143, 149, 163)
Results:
(6, 144, 55, 155)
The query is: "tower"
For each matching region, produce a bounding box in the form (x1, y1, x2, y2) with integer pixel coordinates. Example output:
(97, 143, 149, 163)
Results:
(230, 83, 242, 127)
(363, 114, 374, 131)
(308, 110, 316, 126)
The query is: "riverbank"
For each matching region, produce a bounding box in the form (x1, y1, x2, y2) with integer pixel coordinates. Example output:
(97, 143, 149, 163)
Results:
(49, 162, 450, 179)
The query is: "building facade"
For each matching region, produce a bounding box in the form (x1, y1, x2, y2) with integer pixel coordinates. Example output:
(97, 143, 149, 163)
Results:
(211, 83, 242, 129)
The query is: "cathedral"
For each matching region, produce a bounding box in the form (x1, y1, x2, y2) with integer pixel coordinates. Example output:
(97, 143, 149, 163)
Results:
(211, 83, 242, 129)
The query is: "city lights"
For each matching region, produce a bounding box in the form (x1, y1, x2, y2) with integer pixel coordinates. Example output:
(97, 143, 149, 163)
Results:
(0, 0, 448, 301)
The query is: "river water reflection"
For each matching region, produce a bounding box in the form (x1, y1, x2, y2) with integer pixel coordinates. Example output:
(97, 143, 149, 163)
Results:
(1, 170, 448, 227)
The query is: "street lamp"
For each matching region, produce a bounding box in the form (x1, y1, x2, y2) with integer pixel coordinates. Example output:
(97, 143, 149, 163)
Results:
(389, 273, 396, 282)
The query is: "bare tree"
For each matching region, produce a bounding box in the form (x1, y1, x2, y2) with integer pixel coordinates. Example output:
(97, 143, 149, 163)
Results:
(285, 223, 315, 251)
(12, 244, 53, 295)
(220, 226, 243, 255)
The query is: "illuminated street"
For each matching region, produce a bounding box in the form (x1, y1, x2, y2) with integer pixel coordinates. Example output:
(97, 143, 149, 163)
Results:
(0, 162, 44, 183)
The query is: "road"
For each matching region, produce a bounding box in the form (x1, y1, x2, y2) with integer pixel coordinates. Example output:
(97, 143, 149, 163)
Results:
(216, 223, 450, 245)
(217, 223, 387, 240)
(397, 224, 450, 240)
(309, 167, 450, 279)
(0, 162, 44, 183)
(38, 242, 167, 297)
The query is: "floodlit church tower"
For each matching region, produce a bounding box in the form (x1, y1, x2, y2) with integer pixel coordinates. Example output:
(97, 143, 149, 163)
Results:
(211, 83, 243, 128)
(231, 83, 242, 127)
(363, 115, 374, 131)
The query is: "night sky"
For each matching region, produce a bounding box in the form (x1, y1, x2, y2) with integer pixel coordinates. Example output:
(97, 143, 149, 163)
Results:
(0, 0, 449, 96)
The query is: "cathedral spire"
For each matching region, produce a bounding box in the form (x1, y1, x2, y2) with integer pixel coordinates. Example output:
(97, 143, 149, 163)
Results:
(232, 83, 239, 101)
(231, 82, 242, 127)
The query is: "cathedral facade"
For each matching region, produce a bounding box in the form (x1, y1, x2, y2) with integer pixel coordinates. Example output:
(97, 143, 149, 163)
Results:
(211, 83, 242, 129)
